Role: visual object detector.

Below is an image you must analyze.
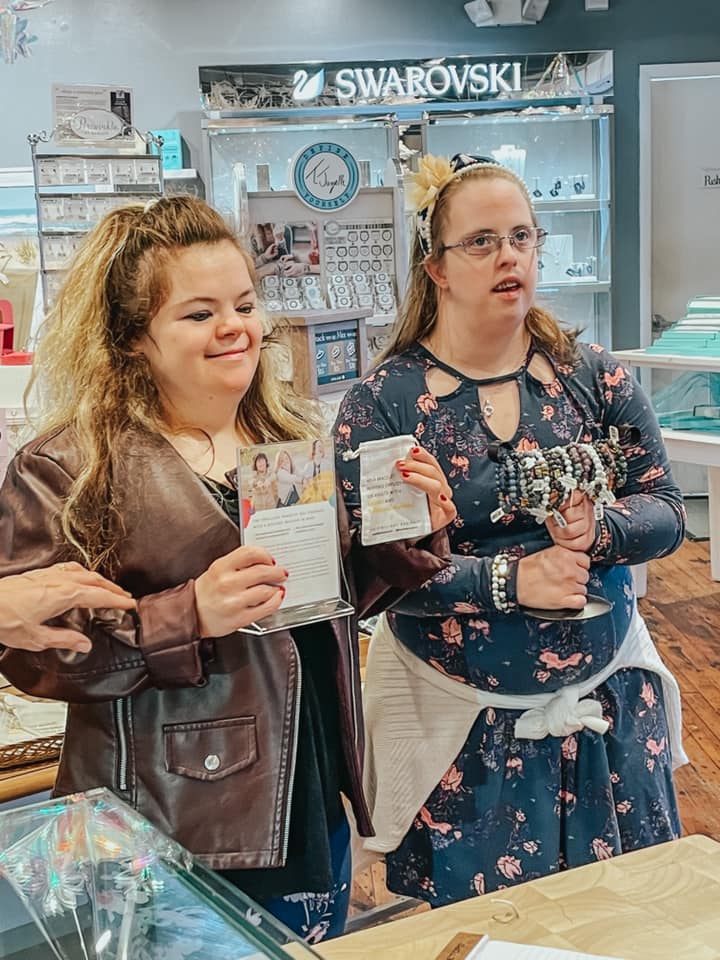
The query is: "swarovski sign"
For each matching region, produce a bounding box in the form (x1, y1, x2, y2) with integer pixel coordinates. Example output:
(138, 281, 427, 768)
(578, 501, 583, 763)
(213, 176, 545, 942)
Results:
(200, 57, 529, 112)
(329, 61, 523, 102)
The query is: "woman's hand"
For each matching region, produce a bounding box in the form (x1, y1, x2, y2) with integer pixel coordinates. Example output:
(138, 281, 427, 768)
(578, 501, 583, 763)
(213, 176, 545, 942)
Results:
(546, 491, 596, 553)
(516, 545, 590, 610)
(396, 446, 457, 533)
(194, 545, 288, 637)
(0, 562, 136, 653)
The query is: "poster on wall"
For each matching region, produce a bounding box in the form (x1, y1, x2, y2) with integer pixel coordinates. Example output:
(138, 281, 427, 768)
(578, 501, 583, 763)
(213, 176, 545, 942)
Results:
(251, 220, 325, 312)
(52, 83, 135, 146)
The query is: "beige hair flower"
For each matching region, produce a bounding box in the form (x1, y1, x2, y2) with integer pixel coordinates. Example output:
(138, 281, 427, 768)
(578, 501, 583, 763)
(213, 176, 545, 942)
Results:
(406, 154, 457, 215)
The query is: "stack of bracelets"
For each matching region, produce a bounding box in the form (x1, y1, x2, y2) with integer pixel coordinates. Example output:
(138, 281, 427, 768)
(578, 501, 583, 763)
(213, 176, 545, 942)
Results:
(489, 425, 630, 528)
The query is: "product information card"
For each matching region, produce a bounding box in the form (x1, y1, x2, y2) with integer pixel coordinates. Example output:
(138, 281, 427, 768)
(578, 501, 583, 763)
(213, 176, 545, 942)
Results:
(236, 437, 353, 634)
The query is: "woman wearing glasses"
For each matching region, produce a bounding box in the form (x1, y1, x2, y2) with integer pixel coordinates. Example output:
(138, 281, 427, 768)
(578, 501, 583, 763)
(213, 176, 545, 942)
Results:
(335, 153, 686, 905)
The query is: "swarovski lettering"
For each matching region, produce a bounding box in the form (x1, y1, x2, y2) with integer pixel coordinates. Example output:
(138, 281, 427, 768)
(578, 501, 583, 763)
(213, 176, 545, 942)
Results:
(332, 61, 522, 101)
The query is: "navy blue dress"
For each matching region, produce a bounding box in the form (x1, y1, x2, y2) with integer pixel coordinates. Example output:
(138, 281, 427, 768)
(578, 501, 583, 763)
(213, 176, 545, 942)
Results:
(335, 340, 686, 906)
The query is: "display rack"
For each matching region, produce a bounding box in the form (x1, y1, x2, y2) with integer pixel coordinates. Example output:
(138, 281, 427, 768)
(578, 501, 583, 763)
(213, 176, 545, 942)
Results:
(28, 129, 164, 312)
(229, 164, 406, 395)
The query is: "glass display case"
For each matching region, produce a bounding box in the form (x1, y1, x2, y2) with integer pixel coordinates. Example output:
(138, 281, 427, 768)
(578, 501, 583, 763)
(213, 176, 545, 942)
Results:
(420, 106, 613, 346)
(204, 117, 397, 216)
(0, 167, 41, 352)
(0, 788, 319, 959)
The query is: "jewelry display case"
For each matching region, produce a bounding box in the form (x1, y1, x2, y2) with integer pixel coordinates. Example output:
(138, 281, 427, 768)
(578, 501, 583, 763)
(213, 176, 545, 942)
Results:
(420, 106, 613, 346)
(28, 133, 164, 313)
(200, 53, 614, 357)
(214, 155, 407, 402)
(0, 788, 319, 959)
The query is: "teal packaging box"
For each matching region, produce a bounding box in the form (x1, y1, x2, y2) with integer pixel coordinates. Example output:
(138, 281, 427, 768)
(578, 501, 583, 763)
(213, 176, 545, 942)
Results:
(149, 129, 184, 170)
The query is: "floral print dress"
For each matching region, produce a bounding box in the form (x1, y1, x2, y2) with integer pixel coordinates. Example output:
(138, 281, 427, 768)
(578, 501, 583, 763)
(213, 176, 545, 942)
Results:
(335, 340, 686, 907)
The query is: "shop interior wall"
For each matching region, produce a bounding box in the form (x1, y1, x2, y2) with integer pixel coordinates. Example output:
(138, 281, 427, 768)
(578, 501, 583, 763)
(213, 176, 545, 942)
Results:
(1, 0, 718, 348)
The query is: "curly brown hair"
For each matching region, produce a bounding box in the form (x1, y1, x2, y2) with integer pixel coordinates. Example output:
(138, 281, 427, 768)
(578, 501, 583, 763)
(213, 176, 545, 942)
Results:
(29, 195, 321, 571)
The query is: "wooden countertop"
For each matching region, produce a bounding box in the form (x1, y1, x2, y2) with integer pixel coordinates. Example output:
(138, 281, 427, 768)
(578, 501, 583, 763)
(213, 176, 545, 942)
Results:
(316, 835, 720, 960)
(0, 683, 59, 803)
(0, 759, 57, 803)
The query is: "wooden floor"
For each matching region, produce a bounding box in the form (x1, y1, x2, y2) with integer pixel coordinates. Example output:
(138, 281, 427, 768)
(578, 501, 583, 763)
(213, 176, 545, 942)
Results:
(351, 540, 720, 916)
(640, 540, 720, 838)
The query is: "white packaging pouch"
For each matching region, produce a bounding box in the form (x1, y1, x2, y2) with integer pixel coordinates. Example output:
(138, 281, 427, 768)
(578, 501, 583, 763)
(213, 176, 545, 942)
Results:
(353, 434, 432, 546)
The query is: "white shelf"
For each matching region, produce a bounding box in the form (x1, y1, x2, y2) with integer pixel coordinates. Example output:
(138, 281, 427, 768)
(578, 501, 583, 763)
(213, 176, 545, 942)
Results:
(537, 280, 611, 294)
(0, 365, 32, 408)
(535, 198, 609, 213)
(614, 349, 720, 373)
(163, 168, 198, 179)
(661, 429, 720, 468)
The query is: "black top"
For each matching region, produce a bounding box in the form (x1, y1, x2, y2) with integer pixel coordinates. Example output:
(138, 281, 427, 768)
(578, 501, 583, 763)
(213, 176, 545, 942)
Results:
(199, 475, 344, 899)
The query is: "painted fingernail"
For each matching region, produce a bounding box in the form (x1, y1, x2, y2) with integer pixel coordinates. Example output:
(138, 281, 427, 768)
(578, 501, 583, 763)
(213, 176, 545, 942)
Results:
(401, 471, 410, 478)
(279, 586, 286, 598)
(412, 447, 420, 454)
(271, 558, 277, 565)
(283, 569, 290, 577)
(440, 494, 448, 502)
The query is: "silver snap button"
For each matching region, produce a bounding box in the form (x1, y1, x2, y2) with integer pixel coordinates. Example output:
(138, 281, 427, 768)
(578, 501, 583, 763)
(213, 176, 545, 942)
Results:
(204, 754, 221, 772)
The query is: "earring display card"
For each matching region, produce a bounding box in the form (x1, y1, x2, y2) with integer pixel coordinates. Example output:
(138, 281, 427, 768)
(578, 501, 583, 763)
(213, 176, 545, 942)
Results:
(323, 219, 397, 316)
(236, 438, 353, 634)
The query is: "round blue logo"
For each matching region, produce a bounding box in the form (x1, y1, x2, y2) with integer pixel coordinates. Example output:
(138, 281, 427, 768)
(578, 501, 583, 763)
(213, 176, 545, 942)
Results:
(292, 142, 360, 212)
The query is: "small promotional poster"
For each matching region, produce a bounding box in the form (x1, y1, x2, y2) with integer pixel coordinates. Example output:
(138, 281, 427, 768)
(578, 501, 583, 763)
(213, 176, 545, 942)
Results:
(237, 438, 353, 633)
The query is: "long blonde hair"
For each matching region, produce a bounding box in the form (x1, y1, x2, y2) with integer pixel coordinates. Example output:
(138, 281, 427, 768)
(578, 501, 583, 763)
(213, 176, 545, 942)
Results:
(29, 195, 321, 571)
(383, 164, 579, 364)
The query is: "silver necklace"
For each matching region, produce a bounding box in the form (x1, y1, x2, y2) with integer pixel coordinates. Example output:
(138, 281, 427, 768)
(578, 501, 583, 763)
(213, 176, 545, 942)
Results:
(480, 395, 495, 419)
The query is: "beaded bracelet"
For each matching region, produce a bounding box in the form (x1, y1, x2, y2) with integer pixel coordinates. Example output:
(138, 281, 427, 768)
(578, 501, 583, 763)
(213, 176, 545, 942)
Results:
(489, 431, 629, 526)
(490, 551, 516, 614)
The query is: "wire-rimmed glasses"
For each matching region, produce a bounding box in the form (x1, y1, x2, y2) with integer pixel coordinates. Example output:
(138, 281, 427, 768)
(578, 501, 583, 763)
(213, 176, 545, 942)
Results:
(440, 226, 548, 258)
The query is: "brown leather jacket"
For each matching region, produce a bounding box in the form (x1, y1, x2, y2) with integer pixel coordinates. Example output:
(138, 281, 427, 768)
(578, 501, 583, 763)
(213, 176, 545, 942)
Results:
(0, 426, 450, 869)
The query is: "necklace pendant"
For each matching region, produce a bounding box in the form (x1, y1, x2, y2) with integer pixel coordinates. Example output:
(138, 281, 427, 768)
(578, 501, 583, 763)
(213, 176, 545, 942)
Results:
(482, 399, 494, 419)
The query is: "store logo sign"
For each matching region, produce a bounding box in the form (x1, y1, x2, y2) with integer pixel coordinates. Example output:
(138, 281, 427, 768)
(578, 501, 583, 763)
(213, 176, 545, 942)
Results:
(334, 61, 522, 101)
(292, 142, 360, 211)
(69, 108, 125, 141)
(292, 69, 326, 101)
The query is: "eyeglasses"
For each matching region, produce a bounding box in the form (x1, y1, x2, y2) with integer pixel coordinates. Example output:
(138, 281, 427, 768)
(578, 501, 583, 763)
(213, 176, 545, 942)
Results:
(440, 226, 548, 258)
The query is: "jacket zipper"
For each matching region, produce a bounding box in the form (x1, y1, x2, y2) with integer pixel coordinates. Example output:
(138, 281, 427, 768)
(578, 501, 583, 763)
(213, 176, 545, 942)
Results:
(113, 697, 130, 794)
(281, 638, 302, 862)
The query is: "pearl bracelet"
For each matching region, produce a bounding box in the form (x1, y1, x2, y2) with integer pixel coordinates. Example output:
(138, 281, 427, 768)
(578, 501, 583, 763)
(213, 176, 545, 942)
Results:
(491, 551, 516, 614)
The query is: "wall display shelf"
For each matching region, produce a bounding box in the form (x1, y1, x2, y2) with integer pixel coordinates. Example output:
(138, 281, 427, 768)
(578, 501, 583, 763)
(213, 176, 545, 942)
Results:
(418, 106, 613, 347)
(0, 787, 319, 959)
(29, 133, 164, 312)
(225, 170, 406, 388)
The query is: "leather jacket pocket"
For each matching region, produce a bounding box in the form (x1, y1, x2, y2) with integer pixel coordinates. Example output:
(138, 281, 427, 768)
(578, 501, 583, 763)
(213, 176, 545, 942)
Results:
(163, 716, 257, 782)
